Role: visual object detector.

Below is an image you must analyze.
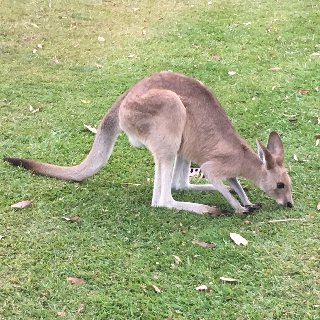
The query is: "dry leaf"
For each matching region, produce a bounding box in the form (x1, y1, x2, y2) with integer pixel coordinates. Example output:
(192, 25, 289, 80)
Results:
(84, 124, 97, 134)
(269, 67, 281, 71)
(11, 200, 32, 208)
(212, 54, 219, 60)
(266, 26, 272, 31)
(244, 220, 251, 225)
(57, 306, 66, 317)
(295, 89, 310, 94)
(195, 284, 207, 291)
(191, 239, 216, 248)
(236, 317, 241, 320)
(230, 233, 248, 246)
(98, 36, 105, 41)
(153, 285, 161, 293)
(315, 135, 320, 139)
(317, 202, 320, 210)
(77, 304, 84, 313)
(222, 310, 226, 317)
(172, 255, 182, 263)
(220, 277, 239, 282)
(276, 36, 281, 40)
(62, 216, 80, 222)
(269, 53, 275, 57)
(128, 54, 140, 59)
(29, 105, 42, 113)
(192, 44, 201, 48)
(67, 277, 85, 284)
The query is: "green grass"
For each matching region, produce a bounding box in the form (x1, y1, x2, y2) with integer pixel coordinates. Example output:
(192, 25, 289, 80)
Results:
(1, 0, 320, 319)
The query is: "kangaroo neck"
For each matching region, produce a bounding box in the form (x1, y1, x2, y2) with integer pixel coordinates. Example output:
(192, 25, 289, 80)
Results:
(240, 148, 265, 186)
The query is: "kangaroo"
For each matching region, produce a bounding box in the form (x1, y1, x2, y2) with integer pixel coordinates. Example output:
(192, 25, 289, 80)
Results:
(3, 71, 293, 215)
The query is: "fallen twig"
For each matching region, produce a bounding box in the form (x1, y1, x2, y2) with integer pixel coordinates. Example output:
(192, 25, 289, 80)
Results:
(267, 218, 305, 223)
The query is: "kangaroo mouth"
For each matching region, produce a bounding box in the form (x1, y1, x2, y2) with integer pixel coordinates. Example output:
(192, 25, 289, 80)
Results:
(277, 200, 293, 208)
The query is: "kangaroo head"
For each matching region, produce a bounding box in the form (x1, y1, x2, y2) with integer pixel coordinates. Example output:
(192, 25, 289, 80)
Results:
(256, 132, 293, 207)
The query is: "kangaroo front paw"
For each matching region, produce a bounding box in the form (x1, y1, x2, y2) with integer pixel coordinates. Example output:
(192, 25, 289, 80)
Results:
(227, 186, 236, 194)
(245, 203, 262, 211)
(235, 206, 254, 216)
(237, 203, 262, 216)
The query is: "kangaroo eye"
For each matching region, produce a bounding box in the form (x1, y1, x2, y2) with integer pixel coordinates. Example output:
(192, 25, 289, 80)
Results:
(277, 182, 285, 189)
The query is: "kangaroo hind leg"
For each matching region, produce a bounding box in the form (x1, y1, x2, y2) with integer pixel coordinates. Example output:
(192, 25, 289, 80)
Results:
(152, 149, 227, 216)
(120, 89, 227, 216)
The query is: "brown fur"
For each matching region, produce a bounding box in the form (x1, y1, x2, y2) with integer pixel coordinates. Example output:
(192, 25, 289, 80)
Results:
(4, 71, 293, 215)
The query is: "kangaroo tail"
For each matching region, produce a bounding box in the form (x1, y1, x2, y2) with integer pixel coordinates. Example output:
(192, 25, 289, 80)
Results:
(3, 90, 129, 181)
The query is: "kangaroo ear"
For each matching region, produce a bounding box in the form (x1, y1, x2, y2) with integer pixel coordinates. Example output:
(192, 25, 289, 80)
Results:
(256, 139, 266, 164)
(256, 139, 275, 169)
(267, 131, 284, 164)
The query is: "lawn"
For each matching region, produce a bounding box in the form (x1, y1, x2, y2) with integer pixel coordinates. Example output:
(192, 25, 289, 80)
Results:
(0, 0, 320, 319)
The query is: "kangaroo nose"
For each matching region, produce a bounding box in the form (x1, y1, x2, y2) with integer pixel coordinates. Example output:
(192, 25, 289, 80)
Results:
(287, 202, 293, 208)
